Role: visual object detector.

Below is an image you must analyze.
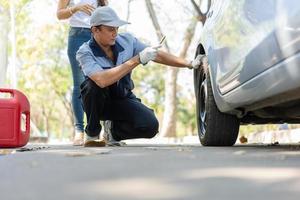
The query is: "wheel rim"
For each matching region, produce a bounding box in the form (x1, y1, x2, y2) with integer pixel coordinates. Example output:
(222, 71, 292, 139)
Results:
(199, 74, 208, 137)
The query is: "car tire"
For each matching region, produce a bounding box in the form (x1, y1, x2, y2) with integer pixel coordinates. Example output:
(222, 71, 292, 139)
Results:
(194, 64, 240, 146)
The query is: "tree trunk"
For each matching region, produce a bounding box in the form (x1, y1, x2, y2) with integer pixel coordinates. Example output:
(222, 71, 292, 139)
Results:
(145, 0, 197, 137)
(145, 0, 177, 137)
(0, 6, 9, 87)
(160, 67, 178, 137)
(9, 0, 17, 88)
(161, 20, 197, 137)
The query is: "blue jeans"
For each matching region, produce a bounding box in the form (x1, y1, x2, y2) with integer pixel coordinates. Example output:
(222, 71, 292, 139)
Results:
(67, 27, 91, 132)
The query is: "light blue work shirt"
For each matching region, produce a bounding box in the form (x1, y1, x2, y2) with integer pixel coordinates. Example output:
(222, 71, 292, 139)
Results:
(76, 32, 147, 77)
(76, 32, 147, 98)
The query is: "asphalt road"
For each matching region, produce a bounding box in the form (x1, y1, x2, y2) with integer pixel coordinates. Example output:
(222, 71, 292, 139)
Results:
(1, 143, 300, 200)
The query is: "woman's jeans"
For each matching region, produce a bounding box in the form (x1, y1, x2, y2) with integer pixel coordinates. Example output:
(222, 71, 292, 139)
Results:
(67, 27, 91, 132)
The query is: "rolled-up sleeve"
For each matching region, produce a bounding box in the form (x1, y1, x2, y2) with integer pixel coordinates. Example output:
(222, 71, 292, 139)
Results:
(76, 46, 103, 77)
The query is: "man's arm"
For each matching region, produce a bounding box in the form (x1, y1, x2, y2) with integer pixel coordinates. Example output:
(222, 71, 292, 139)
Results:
(154, 51, 192, 68)
(90, 56, 140, 88)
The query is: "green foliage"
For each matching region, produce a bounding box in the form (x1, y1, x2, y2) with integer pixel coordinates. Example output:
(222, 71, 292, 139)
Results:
(132, 64, 197, 137)
(8, 0, 74, 138)
(132, 63, 165, 116)
(0, 0, 9, 8)
(18, 21, 73, 138)
(240, 124, 281, 137)
(177, 97, 196, 137)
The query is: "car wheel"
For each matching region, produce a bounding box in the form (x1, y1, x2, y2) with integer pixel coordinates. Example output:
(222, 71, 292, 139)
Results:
(194, 65, 240, 146)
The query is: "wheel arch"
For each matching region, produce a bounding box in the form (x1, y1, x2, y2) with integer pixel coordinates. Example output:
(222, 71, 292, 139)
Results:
(193, 43, 241, 116)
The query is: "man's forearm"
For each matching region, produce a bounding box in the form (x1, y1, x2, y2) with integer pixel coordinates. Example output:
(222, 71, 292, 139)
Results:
(90, 56, 140, 88)
(154, 51, 191, 68)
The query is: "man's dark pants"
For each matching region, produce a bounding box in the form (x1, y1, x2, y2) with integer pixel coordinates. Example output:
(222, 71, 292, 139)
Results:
(80, 78, 159, 141)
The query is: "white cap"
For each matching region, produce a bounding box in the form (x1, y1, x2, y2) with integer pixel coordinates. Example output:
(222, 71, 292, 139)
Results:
(90, 6, 129, 27)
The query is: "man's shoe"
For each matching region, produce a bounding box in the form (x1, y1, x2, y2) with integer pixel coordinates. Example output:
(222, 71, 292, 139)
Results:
(84, 135, 106, 147)
(73, 131, 84, 146)
(84, 139, 106, 147)
(103, 121, 126, 146)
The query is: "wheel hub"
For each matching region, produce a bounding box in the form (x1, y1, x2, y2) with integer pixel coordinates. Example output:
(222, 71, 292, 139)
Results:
(199, 76, 208, 136)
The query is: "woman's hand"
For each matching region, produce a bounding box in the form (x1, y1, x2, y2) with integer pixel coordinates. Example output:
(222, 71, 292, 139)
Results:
(57, 0, 95, 19)
(73, 4, 95, 15)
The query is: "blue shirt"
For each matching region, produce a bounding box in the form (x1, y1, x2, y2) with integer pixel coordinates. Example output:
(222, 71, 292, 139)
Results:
(76, 33, 147, 98)
(76, 32, 147, 77)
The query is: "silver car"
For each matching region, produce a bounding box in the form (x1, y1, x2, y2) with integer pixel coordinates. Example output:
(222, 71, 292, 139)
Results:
(194, 0, 300, 146)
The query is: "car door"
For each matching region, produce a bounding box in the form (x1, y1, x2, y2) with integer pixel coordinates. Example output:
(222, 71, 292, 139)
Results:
(207, 0, 277, 95)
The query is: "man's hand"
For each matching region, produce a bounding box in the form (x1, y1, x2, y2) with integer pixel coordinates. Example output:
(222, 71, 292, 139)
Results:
(190, 54, 207, 69)
(139, 45, 161, 65)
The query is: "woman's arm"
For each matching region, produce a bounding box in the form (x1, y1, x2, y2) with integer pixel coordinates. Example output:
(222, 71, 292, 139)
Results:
(56, 0, 72, 20)
(56, 0, 95, 20)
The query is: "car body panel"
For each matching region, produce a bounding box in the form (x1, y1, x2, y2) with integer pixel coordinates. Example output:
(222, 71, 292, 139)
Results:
(200, 0, 300, 117)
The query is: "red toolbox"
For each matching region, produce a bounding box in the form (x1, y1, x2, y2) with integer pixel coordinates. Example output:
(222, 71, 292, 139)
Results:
(0, 88, 30, 148)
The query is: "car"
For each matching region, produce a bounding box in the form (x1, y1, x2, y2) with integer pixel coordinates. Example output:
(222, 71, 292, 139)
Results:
(193, 0, 300, 146)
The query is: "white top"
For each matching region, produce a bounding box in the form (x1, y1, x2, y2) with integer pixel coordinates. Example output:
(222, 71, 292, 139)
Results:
(68, 0, 97, 28)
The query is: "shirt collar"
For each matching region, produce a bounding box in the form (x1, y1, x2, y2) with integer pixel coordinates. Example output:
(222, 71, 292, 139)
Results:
(89, 36, 125, 59)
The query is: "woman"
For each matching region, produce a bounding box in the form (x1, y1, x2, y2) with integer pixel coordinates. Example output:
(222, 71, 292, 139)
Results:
(57, 0, 108, 145)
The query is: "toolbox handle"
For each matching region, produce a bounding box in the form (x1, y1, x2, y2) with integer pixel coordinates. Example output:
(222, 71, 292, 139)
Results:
(21, 111, 30, 139)
(0, 88, 14, 98)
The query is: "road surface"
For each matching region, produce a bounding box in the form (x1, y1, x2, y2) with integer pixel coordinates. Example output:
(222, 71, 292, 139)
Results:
(1, 143, 300, 200)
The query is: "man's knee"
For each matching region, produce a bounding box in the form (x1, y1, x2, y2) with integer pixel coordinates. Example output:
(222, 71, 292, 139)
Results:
(141, 116, 159, 138)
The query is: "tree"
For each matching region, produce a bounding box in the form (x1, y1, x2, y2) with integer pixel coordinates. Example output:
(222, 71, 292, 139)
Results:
(17, 20, 73, 139)
(145, 0, 198, 137)
(190, 0, 211, 24)
(2, 0, 74, 139)
(0, 1, 9, 87)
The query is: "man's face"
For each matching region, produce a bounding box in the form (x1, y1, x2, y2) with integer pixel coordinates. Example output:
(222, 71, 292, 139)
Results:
(93, 25, 119, 46)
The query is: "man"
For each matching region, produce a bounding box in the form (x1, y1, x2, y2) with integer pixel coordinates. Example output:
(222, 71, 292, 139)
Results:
(76, 6, 203, 147)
